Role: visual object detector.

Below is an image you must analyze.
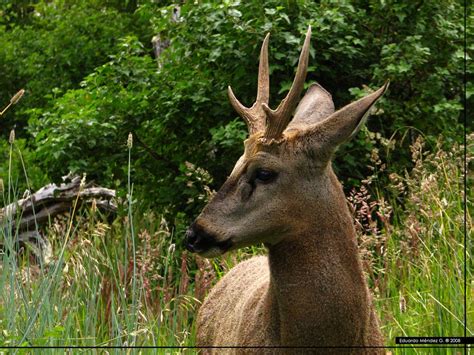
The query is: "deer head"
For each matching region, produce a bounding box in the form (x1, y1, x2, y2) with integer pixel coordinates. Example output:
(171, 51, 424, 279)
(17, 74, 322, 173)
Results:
(185, 26, 388, 258)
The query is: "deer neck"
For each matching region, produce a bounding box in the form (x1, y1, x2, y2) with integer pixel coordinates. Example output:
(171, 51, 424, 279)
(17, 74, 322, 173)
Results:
(267, 171, 370, 346)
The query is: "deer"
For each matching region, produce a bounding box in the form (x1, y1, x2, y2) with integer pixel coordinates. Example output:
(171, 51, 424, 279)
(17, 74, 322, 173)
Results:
(185, 26, 388, 353)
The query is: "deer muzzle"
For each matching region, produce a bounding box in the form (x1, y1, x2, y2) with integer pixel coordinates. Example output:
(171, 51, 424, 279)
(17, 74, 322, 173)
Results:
(185, 222, 233, 258)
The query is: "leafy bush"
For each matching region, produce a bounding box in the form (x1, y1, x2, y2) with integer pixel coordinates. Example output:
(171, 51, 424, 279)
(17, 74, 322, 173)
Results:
(0, 0, 134, 132)
(7, 0, 468, 220)
(29, 37, 156, 187)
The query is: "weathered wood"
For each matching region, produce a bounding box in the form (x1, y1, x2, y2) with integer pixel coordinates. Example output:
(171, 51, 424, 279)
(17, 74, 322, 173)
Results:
(151, 6, 179, 67)
(2, 177, 116, 222)
(0, 174, 117, 264)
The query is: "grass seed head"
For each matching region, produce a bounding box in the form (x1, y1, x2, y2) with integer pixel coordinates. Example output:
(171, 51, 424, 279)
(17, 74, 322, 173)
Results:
(127, 132, 133, 149)
(10, 89, 25, 105)
(8, 129, 15, 144)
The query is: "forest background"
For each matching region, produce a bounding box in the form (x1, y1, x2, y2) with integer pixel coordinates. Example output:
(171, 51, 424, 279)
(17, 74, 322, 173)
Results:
(0, 0, 472, 352)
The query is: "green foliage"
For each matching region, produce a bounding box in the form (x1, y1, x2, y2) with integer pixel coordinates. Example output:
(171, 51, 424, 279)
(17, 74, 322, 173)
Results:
(0, 138, 49, 205)
(29, 36, 157, 187)
(2, 0, 468, 220)
(0, 0, 133, 132)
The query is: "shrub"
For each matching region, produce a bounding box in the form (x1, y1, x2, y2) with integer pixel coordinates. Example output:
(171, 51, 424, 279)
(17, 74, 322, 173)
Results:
(24, 0, 467, 220)
(0, 0, 134, 133)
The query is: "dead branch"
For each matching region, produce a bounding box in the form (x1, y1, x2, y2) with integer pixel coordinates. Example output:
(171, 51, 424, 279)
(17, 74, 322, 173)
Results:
(0, 174, 117, 264)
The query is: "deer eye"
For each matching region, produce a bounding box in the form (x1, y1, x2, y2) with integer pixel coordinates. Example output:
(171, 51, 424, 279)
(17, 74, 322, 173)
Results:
(255, 168, 277, 184)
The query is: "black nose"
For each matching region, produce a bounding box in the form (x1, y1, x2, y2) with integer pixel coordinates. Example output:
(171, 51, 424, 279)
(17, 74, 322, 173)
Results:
(185, 222, 216, 253)
(185, 223, 233, 255)
(185, 222, 231, 254)
(185, 227, 198, 252)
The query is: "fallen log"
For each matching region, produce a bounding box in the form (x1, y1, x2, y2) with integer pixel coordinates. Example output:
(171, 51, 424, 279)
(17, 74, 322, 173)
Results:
(0, 174, 117, 264)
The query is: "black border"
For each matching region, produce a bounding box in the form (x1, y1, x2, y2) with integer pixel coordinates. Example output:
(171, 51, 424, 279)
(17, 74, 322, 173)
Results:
(463, 0, 468, 349)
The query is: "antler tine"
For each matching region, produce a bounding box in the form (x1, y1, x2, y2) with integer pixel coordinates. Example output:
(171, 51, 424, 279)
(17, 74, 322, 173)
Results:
(228, 33, 270, 135)
(255, 33, 270, 106)
(262, 26, 312, 142)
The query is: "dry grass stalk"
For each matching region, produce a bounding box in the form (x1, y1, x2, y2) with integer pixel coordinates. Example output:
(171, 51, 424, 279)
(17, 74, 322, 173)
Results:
(1, 89, 25, 116)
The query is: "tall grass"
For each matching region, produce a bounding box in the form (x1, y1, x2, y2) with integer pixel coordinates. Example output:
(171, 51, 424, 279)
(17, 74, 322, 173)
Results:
(0, 134, 201, 350)
(346, 134, 472, 353)
(0, 133, 471, 354)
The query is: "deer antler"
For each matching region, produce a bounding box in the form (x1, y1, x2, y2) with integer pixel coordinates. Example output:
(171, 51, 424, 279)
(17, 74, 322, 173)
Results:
(228, 27, 312, 142)
(262, 26, 311, 142)
(228, 33, 270, 135)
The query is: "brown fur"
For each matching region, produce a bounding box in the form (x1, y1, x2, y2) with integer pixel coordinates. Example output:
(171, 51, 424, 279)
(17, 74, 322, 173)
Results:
(185, 28, 389, 353)
(195, 166, 384, 354)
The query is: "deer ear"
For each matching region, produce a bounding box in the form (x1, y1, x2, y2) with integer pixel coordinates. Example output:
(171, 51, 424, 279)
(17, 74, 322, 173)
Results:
(306, 81, 389, 149)
(285, 83, 335, 132)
